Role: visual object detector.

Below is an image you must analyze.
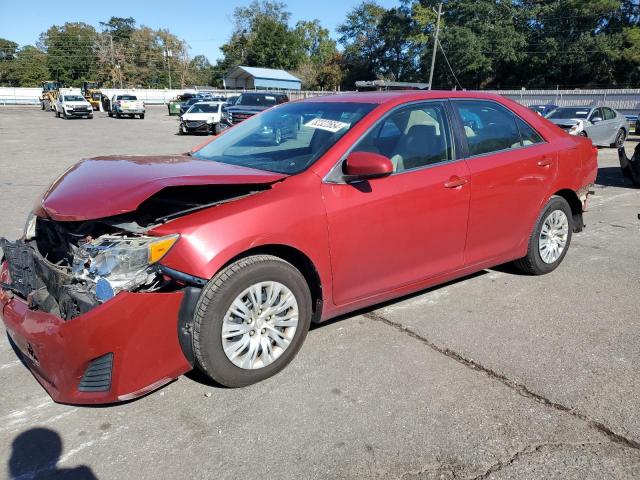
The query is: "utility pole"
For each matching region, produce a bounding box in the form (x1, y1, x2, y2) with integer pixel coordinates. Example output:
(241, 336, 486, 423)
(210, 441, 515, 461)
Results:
(165, 48, 173, 90)
(428, 2, 443, 91)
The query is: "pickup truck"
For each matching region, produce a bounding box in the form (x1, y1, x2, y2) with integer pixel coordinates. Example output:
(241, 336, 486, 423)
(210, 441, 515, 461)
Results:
(54, 90, 93, 119)
(105, 94, 146, 119)
(223, 92, 288, 126)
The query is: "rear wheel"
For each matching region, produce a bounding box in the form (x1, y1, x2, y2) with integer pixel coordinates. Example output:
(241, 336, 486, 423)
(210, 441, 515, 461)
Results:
(273, 127, 282, 145)
(612, 128, 626, 148)
(139, 114, 145, 119)
(513, 196, 573, 275)
(578, 131, 587, 137)
(214, 123, 222, 135)
(193, 255, 312, 387)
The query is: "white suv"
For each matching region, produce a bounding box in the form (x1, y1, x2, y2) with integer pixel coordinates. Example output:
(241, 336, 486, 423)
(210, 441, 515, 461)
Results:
(179, 101, 225, 135)
(55, 90, 93, 119)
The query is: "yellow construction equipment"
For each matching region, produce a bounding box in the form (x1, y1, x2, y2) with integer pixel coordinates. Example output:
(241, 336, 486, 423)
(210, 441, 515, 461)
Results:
(81, 82, 104, 111)
(40, 81, 61, 110)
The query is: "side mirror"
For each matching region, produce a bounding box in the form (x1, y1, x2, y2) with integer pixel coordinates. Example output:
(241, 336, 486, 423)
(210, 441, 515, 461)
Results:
(591, 117, 602, 124)
(344, 151, 393, 182)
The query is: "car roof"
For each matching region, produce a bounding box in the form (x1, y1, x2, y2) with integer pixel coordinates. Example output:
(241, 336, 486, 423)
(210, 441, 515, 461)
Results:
(302, 90, 528, 105)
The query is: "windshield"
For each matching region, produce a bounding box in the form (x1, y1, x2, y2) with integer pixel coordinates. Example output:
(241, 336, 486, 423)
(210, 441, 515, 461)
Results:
(64, 95, 85, 102)
(118, 95, 137, 101)
(236, 94, 280, 107)
(192, 101, 376, 174)
(188, 103, 220, 113)
(546, 107, 590, 119)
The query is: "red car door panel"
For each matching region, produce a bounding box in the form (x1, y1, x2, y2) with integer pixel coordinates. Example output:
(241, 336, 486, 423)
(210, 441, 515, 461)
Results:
(464, 146, 558, 265)
(322, 159, 470, 305)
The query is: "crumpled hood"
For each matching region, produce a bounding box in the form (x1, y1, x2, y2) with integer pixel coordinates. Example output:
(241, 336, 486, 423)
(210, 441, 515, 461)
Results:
(40, 155, 287, 221)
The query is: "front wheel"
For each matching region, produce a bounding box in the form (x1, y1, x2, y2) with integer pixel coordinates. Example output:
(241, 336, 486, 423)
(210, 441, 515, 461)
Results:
(193, 255, 312, 387)
(139, 114, 145, 119)
(513, 196, 573, 275)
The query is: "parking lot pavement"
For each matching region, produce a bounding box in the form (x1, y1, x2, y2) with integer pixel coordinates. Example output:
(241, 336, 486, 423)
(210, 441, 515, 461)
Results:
(0, 106, 639, 479)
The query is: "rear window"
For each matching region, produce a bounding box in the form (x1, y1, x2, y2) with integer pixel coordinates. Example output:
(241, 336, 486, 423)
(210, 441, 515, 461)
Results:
(188, 103, 220, 113)
(117, 95, 137, 100)
(236, 94, 280, 107)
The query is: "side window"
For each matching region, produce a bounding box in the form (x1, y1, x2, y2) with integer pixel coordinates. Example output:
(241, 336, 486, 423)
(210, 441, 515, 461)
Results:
(515, 117, 544, 146)
(603, 108, 615, 120)
(590, 108, 602, 121)
(453, 101, 521, 156)
(353, 102, 453, 173)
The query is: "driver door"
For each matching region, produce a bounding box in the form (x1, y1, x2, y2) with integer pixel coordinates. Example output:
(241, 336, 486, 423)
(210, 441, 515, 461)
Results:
(321, 101, 470, 305)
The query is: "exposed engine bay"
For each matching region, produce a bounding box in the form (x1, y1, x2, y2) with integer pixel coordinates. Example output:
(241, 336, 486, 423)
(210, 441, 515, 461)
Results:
(0, 183, 270, 319)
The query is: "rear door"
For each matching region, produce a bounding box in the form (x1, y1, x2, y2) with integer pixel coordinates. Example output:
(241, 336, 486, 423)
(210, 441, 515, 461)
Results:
(451, 100, 557, 265)
(322, 101, 470, 304)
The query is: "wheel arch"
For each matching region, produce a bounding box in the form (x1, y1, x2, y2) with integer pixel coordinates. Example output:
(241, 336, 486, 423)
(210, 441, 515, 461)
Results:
(552, 188, 583, 232)
(220, 244, 324, 323)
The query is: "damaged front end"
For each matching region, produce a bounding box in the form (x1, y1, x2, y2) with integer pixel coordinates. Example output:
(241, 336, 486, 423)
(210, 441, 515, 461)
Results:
(1, 218, 179, 320)
(1, 183, 269, 320)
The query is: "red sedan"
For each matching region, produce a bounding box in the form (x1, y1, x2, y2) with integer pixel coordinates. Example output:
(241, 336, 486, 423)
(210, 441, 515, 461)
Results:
(0, 91, 597, 404)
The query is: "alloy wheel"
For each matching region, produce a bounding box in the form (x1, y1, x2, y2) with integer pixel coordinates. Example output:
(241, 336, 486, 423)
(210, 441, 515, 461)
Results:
(538, 210, 569, 264)
(221, 281, 299, 370)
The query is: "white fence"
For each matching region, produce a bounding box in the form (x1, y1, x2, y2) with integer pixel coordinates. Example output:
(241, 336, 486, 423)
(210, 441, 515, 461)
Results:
(0, 87, 332, 105)
(2, 86, 639, 114)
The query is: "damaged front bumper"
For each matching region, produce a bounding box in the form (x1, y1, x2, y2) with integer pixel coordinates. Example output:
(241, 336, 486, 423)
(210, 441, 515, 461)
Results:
(0, 243, 196, 404)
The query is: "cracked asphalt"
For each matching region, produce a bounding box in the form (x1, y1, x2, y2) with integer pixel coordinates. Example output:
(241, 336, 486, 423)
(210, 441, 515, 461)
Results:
(0, 106, 639, 479)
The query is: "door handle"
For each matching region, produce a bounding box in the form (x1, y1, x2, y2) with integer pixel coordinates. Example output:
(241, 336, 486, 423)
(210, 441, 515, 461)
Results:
(537, 157, 553, 167)
(444, 176, 468, 188)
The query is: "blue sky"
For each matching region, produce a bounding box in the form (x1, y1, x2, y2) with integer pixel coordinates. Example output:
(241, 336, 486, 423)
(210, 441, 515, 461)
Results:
(0, 0, 400, 62)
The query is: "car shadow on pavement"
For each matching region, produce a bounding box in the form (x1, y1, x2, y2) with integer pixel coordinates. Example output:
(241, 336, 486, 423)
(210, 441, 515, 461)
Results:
(8, 428, 98, 479)
(597, 166, 639, 189)
(310, 270, 489, 332)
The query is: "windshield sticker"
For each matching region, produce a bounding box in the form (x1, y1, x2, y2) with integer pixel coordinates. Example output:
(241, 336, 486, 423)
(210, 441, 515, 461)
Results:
(304, 118, 351, 133)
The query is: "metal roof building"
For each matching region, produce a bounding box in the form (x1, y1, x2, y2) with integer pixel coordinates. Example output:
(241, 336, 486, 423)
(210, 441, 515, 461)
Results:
(223, 66, 302, 91)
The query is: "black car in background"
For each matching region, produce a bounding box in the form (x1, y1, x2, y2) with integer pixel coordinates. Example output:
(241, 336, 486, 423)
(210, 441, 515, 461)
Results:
(225, 95, 240, 107)
(223, 92, 289, 126)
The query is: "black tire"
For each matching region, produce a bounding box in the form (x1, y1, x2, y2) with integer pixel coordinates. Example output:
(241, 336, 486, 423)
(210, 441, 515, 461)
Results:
(54, 109, 59, 118)
(108, 111, 113, 117)
(513, 196, 573, 275)
(193, 255, 312, 388)
(140, 114, 145, 119)
(578, 131, 587, 137)
(213, 123, 222, 135)
(62, 110, 68, 119)
(612, 128, 626, 148)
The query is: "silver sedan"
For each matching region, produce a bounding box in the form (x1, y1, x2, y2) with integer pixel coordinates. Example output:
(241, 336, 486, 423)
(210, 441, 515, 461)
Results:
(545, 106, 628, 147)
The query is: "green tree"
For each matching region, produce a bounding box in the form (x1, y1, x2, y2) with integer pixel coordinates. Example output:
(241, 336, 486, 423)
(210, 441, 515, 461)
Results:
(245, 16, 302, 69)
(5, 46, 49, 86)
(0, 38, 19, 85)
(337, 1, 387, 87)
(39, 22, 97, 86)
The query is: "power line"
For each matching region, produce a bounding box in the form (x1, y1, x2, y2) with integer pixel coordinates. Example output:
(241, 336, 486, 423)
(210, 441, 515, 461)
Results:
(437, 39, 463, 90)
